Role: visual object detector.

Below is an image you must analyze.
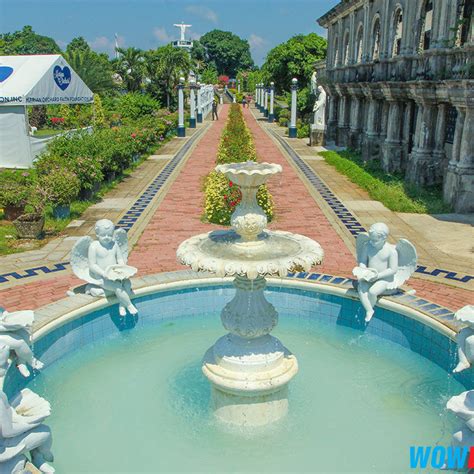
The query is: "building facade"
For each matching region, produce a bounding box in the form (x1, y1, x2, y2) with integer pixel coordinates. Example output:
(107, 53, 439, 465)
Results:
(317, 0, 473, 212)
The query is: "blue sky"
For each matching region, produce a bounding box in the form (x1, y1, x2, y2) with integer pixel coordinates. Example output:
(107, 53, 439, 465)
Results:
(0, 0, 339, 65)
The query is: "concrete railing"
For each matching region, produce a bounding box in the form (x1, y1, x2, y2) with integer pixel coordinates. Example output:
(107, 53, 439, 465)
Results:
(199, 84, 215, 119)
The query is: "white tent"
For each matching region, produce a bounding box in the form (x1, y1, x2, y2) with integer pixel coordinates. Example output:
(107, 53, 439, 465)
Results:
(0, 55, 93, 168)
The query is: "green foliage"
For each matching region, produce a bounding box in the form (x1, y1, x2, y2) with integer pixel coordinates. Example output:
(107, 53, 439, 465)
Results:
(204, 104, 274, 225)
(297, 123, 310, 138)
(320, 150, 451, 214)
(200, 65, 219, 85)
(92, 94, 107, 128)
(38, 168, 81, 206)
(65, 48, 115, 94)
(114, 47, 145, 92)
(28, 106, 47, 129)
(0, 170, 35, 208)
(117, 93, 160, 120)
(0, 25, 60, 55)
(66, 36, 91, 54)
(200, 30, 254, 76)
(262, 33, 327, 92)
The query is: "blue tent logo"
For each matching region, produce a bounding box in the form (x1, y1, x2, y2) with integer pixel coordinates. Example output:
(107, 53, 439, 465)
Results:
(53, 65, 71, 90)
(0, 66, 14, 83)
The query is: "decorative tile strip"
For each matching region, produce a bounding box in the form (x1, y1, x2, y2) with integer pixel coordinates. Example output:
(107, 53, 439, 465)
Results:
(0, 262, 70, 283)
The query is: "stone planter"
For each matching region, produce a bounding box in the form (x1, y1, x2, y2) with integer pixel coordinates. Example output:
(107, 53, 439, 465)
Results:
(3, 205, 25, 221)
(13, 214, 45, 239)
(53, 205, 70, 219)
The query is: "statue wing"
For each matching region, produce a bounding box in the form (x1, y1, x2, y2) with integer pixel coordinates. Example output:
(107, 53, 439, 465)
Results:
(391, 239, 418, 288)
(114, 228, 129, 263)
(355, 233, 370, 264)
(71, 236, 100, 285)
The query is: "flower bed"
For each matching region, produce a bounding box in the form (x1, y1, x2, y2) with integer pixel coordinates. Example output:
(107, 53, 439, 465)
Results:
(204, 104, 274, 225)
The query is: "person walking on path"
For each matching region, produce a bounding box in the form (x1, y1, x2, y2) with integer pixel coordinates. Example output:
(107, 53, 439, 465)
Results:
(242, 96, 247, 108)
(212, 100, 219, 120)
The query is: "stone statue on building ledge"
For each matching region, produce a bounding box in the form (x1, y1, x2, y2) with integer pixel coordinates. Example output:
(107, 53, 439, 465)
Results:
(352, 223, 417, 322)
(309, 71, 326, 146)
(452, 305, 474, 373)
(71, 219, 138, 316)
(0, 309, 43, 386)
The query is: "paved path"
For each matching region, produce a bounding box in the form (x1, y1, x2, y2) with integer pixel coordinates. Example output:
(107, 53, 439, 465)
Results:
(0, 103, 471, 313)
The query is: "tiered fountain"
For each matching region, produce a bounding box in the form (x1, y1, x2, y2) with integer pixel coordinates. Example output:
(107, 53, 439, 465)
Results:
(177, 161, 323, 426)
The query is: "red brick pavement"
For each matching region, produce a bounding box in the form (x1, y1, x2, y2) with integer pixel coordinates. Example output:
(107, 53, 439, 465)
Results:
(0, 104, 471, 312)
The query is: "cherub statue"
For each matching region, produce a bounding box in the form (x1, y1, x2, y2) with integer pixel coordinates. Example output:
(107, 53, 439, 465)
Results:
(452, 305, 474, 373)
(0, 309, 43, 386)
(0, 388, 54, 473)
(446, 389, 474, 463)
(71, 219, 138, 316)
(353, 223, 417, 322)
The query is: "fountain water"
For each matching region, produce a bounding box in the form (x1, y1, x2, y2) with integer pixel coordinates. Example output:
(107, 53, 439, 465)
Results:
(177, 161, 323, 426)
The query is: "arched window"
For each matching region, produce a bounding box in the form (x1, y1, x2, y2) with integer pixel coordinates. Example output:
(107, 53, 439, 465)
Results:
(372, 17, 381, 60)
(418, 0, 434, 51)
(391, 8, 403, 57)
(333, 36, 339, 66)
(343, 30, 350, 65)
(455, 0, 473, 46)
(355, 25, 364, 63)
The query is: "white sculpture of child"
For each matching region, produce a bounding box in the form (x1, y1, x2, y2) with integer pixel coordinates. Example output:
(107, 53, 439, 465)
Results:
(0, 389, 54, 473)
(353, 223, 417, 322)
(0, 310, 43, 383)
(453, 305, 474, 373)
(71, 219, 138, 317)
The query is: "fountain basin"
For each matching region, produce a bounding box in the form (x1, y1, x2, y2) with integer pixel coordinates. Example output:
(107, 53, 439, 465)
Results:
(4, 275, 472, 472)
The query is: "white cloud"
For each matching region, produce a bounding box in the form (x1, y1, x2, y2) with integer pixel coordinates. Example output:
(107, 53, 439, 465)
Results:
(88, 35, 124, 53)
(153, 27, 173, 43)
(185, 5, 218, 23)
(248, 34, 267, 51)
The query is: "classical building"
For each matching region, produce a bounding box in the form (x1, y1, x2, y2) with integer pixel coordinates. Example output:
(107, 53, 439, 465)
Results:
(317, 0, 473, 213)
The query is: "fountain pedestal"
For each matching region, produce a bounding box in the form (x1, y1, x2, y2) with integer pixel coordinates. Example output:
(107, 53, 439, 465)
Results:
(202, 275, 298, 426)
(177, 161, 323, 427)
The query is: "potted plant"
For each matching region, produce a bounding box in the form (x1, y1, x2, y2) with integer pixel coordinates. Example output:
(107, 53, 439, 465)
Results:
(13, 190, 46, 239)
(0, 170, 34, 221)
(40, 168, 81, 219)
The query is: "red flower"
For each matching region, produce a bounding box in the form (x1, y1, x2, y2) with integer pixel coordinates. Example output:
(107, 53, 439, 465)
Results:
(229, 181, 233, 187)
(223, 195, 227, 199)
(230, 201, 236, 207)
(131, 133, 137, 138)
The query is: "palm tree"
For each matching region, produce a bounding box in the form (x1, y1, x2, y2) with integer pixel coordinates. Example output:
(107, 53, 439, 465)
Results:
(115, 47, 145, 92)
(64, 50, 115, 94)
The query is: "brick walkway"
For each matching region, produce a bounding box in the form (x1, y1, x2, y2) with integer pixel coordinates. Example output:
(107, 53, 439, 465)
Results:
(0, 103, 471, 313)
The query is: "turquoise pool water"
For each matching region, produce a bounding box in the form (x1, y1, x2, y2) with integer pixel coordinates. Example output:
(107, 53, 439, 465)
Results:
(21, 286, 464, 473)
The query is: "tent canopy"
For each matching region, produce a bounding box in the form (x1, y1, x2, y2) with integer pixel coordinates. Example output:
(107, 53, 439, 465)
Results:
(0, 55, 94, 168)
(0, 54, 93, 106)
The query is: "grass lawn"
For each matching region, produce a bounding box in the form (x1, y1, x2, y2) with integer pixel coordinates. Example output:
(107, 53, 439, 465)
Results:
(33, 129, 64, 137)
(319, 150, 451, 214)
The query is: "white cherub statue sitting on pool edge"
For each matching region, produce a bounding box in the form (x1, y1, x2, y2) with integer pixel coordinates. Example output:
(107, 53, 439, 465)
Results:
(71, 219, 138, 316)
(353, 223, 417, 322)
(452, 305, 474, 373)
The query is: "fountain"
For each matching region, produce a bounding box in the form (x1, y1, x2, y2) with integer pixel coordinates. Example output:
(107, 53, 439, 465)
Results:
(177, 161, 323, 426)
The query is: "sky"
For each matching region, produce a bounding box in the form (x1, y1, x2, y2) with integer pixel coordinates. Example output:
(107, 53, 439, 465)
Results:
(0, 0, 339, 65)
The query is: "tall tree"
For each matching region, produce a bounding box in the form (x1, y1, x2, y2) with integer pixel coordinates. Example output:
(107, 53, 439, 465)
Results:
(66, 36, 91, 55)
(0, 25, 61, 55)
(114, 47, 145, 92)
(145, 45, 191, 108)
(200, 30, 254, 77)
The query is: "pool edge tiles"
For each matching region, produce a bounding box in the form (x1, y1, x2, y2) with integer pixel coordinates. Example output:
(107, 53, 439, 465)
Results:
(4, 278, 473, 398)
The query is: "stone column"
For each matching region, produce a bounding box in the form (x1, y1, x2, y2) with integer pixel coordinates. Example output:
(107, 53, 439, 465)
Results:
(289, 78, 298, 138)
(362, 2, 371, 62)
(326, 94, 338, 143)
(348, 93, 362, 149)
(336, 86, 350, 146)
(177, 77, 185, 137)
(258, 84, 263, 111)
(361, 93, 380, 161)
(196, 82, 203, 123)
(406, 101, 438, 185)
(382, 101, 403, 172)
(263, 86, 268, 117)
(237, 80, 241, 93)
(401, 101, 414, 171)
(433, 103, 447, 169)
(189, 80, 196, 128)
(349, 11, 356, 64)
(444, 107, 474, 212)
(268, 82, 275, 123)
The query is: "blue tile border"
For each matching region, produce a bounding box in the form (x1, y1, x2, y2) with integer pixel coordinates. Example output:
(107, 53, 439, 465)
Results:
(0, 127, 207, 286)
(269, 129, 474, 285)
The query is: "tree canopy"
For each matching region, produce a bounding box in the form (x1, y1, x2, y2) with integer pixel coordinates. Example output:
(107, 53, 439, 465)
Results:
(0, 25, 61, 55)
(200, 30, 254, 77)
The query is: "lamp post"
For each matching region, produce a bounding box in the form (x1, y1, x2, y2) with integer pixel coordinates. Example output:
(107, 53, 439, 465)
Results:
(196, 82, 203, 123)
(269, 82, 275, 123)
(177, 76, 185, 137)
(289, 78, 298, 138)
(264, 86, 269, 118)
(189, 79, 196, 128)
(258, 83, 263, 111)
